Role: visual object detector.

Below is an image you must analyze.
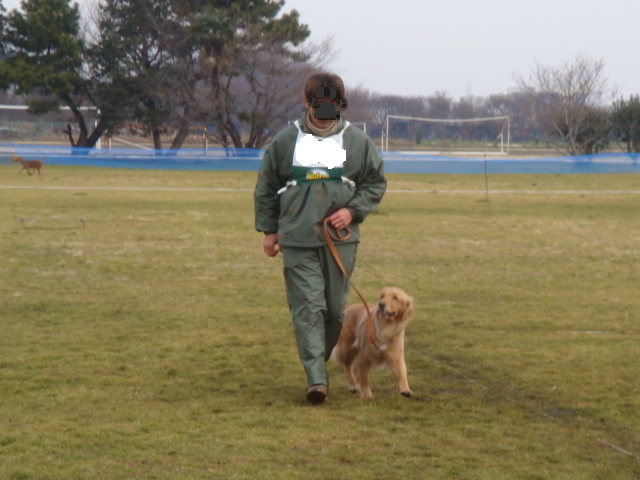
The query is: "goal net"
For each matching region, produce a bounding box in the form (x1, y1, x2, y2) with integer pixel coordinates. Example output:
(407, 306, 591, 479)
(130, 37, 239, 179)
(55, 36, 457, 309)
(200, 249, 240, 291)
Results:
(381, 114, 510, 155)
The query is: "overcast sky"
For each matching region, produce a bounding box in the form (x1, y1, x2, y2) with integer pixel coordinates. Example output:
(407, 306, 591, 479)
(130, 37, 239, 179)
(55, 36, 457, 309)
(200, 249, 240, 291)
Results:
(4, 0, 638, 101)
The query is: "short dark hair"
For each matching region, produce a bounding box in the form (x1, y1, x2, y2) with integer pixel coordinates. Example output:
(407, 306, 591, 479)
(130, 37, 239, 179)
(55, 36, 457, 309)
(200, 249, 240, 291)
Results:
(304, 73, 345, 104)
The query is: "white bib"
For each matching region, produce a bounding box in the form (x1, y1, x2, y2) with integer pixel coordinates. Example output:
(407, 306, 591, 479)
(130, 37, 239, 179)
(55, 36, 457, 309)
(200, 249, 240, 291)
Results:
(293, 120, 349, 169)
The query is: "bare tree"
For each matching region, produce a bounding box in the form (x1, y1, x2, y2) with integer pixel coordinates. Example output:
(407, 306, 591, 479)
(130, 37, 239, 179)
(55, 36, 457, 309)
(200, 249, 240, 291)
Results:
(425, 91, 451, 119)
(189, 3, 324, 150)
(206, 37, 334, 149)
(422, 91, 451, 140)
(365, 93, 427, 142)
(342, 84, 377, 125)
(450, 98, 476, 140)
(477, 93, 537, 143)
(514, 54, 615, 155)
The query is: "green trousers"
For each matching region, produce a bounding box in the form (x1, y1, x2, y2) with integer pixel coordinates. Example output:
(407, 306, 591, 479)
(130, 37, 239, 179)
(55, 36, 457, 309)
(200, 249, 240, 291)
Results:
(282, 242, 358, 387)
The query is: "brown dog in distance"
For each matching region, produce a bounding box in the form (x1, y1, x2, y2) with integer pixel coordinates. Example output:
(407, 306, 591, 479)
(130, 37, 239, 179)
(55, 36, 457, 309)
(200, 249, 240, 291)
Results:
(332, 287, 415, 399)
(13, 156, 43, 175)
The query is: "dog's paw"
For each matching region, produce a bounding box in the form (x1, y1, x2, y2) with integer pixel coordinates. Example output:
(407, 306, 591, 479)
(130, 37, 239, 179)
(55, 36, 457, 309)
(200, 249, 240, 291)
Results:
(359, 388, 374, 399)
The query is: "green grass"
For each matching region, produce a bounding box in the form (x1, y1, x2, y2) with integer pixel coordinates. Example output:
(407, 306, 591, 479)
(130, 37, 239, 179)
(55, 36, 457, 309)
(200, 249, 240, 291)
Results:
(1, 166, 640, 479)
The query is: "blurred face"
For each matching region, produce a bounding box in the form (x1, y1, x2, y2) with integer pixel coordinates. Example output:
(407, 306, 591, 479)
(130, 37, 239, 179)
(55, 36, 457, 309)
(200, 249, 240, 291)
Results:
(304, 96, 339, 128)
(304, 82, 348, 129)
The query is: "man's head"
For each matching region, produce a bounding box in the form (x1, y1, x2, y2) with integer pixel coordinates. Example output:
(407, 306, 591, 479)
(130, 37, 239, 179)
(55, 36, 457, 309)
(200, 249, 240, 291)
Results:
(304, 73, 348, 122)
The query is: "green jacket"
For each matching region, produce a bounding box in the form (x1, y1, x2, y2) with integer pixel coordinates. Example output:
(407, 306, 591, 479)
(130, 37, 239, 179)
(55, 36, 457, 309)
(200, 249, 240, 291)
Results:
(254, 119, 386, 247)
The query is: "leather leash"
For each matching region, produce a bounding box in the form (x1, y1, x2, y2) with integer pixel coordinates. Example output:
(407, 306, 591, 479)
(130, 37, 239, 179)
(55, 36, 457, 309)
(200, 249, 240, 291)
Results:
(322, 218, 381, 350)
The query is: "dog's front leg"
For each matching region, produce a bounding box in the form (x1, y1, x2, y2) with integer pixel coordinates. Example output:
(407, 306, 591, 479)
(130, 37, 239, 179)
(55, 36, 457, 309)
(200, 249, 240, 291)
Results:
(354, 356, 373, 399)
(387, 355, 412, 397)
(344, 364, 359, 394)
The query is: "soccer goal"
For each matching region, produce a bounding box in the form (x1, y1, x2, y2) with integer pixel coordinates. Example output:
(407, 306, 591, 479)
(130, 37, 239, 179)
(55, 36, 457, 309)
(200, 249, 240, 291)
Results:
(381, 114, 510, 154)
(0, 104, 102, 148)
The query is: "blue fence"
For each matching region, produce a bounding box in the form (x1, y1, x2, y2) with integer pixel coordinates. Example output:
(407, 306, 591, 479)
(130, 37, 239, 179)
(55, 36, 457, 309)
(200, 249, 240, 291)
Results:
(3, 144, 640, 174)
(382, 151, 640, 174)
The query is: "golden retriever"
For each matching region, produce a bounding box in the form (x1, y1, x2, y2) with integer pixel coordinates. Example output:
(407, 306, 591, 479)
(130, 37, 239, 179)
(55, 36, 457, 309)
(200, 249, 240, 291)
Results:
(331, 287, 414, 399)
(12, 156, 43, 176)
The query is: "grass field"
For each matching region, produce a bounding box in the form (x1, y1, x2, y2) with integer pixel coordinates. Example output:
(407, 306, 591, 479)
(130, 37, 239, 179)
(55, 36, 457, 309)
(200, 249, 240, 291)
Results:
(1, 165, 640, 479)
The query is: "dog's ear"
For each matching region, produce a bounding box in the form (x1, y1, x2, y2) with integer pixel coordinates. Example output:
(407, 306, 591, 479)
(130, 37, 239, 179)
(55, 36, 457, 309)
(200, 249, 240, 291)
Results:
(402, 296, 414, 321)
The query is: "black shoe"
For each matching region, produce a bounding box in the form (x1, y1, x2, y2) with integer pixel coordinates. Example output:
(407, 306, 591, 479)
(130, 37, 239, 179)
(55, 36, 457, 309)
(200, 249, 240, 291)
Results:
(306, 384, 327, 404)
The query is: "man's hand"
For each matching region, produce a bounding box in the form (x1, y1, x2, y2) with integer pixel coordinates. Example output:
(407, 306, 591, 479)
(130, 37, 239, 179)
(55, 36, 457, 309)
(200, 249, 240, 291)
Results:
(263, 233, 280, 257)
(327, 208, 353, 231)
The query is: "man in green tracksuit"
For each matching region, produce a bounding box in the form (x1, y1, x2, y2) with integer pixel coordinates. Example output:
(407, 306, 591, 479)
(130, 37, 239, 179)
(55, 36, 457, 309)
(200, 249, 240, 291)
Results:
(254, 73, 386, 404)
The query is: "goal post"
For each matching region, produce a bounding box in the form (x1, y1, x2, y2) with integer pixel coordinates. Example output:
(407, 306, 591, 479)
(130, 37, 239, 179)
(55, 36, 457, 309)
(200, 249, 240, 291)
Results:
(0, 104, 102, 148)
(381, 114, 511, 154)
